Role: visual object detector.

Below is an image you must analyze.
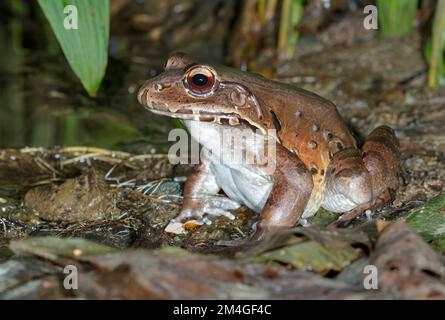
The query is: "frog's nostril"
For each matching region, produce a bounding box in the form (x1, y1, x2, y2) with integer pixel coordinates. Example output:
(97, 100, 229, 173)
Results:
(154, 83, 163, 92)
(154, 82, 171, 92)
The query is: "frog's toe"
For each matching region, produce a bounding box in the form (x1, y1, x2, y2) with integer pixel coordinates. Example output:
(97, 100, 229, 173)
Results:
(175, 208, 205, 222)
(203, 207, 236, 220)
(201, 196, 240, 220)
(204, 196, 241, 211)
(176, 195, 241, 225)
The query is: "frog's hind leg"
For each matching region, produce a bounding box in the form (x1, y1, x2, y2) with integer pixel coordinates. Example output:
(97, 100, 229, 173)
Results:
(324, 125, 400, 227)
(322, 148, 373, 217)
(362, 125, 400, 206)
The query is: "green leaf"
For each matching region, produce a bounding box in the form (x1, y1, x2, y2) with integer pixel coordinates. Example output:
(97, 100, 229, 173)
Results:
(403, 194, 445, 254)
(376, 0, 418, 39)
(257, 241, 359, 272)
(308, 208, 338, 227)
(37, 0, 110, 96)
(246, 227, 370, 273)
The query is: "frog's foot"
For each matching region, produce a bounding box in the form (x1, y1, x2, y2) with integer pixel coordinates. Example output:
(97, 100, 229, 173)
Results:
(335, 126, 400, 227)
(329, 189, 395, 228)
(325, 126, 400, 228)
(175, 195, 241, 224)
(362, 126, 400, 199)
(322, 148, 373, 214)
(329, 205, 369, 228)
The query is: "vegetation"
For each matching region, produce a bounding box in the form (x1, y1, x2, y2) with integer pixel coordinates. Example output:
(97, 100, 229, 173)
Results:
(277, 0, 303, 58)
(376, 0, 418, 39)
(427, 0, 445, 87)
(37, 0, 109, 97)
(36, 0, 444, 92)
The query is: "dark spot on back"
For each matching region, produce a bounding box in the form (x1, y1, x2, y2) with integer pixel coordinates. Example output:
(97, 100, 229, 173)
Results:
(336, 142, 344, 150)
(270, 110, 282, 133)
(310, 166, 318, 175)
(324, 132, 333, 140)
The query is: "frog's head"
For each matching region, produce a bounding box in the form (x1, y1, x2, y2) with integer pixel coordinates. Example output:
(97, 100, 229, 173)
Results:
(137, 53, 267, 133)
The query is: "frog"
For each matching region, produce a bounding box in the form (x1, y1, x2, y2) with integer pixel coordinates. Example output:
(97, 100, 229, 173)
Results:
(137, 53, 401, 240)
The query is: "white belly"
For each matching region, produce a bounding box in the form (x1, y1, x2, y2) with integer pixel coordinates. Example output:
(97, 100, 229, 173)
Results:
(211, 162, 273, 213)
(182, 120, 274, 213)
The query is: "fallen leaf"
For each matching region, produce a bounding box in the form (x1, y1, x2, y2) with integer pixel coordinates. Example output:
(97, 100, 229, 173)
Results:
(243, 226, 371, 273)
(403, 194, 445, 254)
(371, 220, 445, 299)
(9, 237, 117, 261)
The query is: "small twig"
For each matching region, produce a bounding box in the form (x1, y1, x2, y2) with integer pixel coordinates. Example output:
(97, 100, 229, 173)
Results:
(128, 154, 169, 161)
(1, 218, 7, 234)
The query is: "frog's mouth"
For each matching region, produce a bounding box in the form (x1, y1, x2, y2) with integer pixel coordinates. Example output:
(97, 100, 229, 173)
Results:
(148, 108, 236, 122)
(147, 108, 267, 133)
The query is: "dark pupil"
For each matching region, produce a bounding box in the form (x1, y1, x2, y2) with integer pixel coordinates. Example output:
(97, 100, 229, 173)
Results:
(191, 73, 208, 87)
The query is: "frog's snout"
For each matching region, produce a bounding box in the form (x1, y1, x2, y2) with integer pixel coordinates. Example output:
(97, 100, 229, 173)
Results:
(137, 87, 146, 106)
(137, 82, 150, 107)
(138, 81, 176, 114)
(138, 76, 174, 110)
(138, 82, 160, 110)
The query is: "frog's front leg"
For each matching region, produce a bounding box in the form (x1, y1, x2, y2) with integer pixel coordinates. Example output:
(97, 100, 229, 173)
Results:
(324, 126, 400, 226)
(175, 152, 241, 223)
(252, 145, 314, 240)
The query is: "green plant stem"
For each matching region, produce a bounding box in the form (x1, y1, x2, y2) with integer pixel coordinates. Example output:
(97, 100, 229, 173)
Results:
(258, 0, 266, 23)
(278, 0, 291, 55)
(278, 0, 303, 58)
(428, 0, 445, 87)
(288, 0, 303, 57)
(377, 0, 418, 39)
(265, 0, 277, 22)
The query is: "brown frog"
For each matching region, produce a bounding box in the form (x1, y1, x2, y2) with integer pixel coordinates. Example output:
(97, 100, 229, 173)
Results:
(137, 53, 400, 240)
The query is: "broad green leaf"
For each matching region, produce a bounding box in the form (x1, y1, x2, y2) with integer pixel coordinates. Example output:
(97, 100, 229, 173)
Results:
(403, 194, 445, 254)
(37, 0, 109, 96)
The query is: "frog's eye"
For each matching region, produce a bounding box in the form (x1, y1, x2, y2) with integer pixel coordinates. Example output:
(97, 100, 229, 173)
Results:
(185, 66, 216, 96)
